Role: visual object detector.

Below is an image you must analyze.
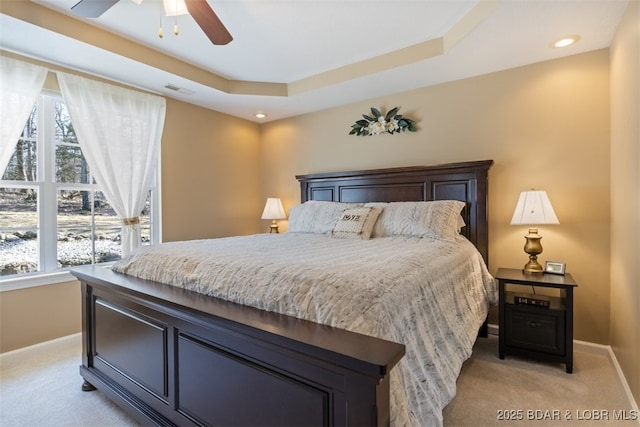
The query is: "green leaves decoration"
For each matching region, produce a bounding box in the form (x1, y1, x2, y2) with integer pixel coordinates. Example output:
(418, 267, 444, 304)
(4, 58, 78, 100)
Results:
(349, 106, 417, 136)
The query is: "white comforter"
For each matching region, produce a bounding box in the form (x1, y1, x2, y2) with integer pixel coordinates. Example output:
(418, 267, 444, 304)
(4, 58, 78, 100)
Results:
(112, 233, 497, 426)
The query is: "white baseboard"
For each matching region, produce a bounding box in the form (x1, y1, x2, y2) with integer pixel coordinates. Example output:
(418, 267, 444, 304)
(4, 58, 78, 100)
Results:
(488, 323, 639, 422)
(577, 340, 640, 425)
(487, 322, 499, 336)
(0, 332, 81, 359)
(576, 340, 640, 414)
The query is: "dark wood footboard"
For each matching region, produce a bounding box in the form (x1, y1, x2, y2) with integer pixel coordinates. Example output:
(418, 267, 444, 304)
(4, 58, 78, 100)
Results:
(73, 265, 405, 427)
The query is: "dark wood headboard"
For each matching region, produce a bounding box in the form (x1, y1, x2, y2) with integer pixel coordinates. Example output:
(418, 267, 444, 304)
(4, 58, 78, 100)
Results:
(296, 160, 493, 264)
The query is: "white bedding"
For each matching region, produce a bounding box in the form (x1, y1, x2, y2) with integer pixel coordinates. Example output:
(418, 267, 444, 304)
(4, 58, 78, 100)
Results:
(112, 233, 497, 426)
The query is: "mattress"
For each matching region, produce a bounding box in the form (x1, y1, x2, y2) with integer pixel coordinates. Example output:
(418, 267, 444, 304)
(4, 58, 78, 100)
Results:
(112, 232, 497, 426)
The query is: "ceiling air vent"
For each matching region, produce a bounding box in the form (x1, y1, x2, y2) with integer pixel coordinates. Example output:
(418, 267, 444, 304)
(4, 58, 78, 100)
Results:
(164, 84, 194, 95)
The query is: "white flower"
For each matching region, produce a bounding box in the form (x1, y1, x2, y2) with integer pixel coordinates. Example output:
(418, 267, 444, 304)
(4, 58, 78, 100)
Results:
(386, 119, 399, 133)
(368, 121, 386, 135)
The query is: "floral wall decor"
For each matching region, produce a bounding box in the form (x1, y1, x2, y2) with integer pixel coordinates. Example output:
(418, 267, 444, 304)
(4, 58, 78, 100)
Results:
(349, 107, 417, 136)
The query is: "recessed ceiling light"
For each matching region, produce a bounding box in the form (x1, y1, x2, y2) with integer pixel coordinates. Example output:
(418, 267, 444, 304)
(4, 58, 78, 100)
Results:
(552, 35, 581, 48)
(255, 113, 267, 119)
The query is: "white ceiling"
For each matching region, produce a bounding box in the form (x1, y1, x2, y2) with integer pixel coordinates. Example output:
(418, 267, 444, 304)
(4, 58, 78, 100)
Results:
(0, 0, 629, 123)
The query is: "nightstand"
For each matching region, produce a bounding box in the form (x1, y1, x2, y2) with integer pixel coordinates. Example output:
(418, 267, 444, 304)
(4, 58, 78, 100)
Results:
(496, 267, 578, 373)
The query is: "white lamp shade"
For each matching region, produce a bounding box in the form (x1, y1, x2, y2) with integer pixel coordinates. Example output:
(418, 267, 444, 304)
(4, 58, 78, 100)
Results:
(510, 190, 559, 225)
(261, 198, 286, 220)
(163, 0, 189, 16)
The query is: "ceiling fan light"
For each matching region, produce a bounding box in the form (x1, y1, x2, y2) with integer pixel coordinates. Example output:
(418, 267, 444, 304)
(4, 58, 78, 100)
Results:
(163, 0, 188, 16)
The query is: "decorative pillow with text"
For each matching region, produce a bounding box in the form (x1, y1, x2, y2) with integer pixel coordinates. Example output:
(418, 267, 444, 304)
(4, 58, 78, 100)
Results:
(331, 207, 382, 240)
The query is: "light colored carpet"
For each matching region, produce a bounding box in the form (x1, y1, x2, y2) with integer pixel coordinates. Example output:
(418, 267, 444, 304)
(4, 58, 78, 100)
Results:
(0, 334, 138, 427)
(0, 333, 636, 426)
(443, 336, 638, 426)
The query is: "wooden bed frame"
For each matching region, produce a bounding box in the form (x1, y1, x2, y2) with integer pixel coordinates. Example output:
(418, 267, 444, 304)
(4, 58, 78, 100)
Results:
(71, 159, 493, 426)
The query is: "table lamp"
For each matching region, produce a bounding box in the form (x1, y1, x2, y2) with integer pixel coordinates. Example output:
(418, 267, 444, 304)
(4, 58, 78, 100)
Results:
(261, 197, 286, 233)
(510, 190, 559, 273)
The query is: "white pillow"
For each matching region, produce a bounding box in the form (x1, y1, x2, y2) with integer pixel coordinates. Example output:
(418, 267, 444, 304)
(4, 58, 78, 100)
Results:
(331, 207, 382, 240)
(364, 200, 466, 241)
(287, 201, 361, 234)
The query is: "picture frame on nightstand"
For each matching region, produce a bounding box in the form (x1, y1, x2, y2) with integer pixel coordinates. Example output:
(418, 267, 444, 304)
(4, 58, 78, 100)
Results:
(544, 261, 566, 275)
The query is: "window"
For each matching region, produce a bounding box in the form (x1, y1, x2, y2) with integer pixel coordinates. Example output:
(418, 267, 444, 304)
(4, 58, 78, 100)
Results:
(0, 93, 159, 280)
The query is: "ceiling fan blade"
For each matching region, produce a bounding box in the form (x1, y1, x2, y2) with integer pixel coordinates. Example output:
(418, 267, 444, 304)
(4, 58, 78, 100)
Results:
(184, 0, 233, 45)
(71, 0, 120, 18)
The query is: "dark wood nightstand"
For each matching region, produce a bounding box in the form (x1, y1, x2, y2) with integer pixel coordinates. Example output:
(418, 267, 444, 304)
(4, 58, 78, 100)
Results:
(496, 267, 578, 373)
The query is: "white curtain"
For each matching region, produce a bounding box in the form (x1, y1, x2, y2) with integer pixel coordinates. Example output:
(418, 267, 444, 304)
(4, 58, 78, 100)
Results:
(57, 72, 166, 256)
(0, 57, 48, 174)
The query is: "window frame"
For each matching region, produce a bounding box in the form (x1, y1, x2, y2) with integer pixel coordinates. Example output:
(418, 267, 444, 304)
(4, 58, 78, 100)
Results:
(0, 91, 162, 291)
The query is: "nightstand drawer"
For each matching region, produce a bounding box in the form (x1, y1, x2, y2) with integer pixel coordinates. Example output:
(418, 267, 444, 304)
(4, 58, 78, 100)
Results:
(504, 305, 565, 356)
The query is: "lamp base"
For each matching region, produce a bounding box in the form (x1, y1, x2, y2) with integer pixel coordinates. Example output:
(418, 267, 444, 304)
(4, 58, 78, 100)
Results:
(268, 220, 280, 233)
(522, 227, 544, 274)
(523, 257, 544, 274)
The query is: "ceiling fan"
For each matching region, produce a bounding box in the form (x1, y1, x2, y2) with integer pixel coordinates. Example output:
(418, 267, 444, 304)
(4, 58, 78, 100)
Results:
(70, 0, 233, 45)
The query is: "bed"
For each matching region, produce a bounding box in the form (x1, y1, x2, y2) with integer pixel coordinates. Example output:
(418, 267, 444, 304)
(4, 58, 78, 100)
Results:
(71, 159, 495, 426)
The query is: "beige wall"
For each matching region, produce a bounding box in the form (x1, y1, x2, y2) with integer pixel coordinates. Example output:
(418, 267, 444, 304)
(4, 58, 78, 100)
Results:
(0, 281, 81, 353)
(610, 0, 640, 404)
(262, 50, 612, 344)
(0, 45, 626, 365)
(161, 98, 262, 241)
